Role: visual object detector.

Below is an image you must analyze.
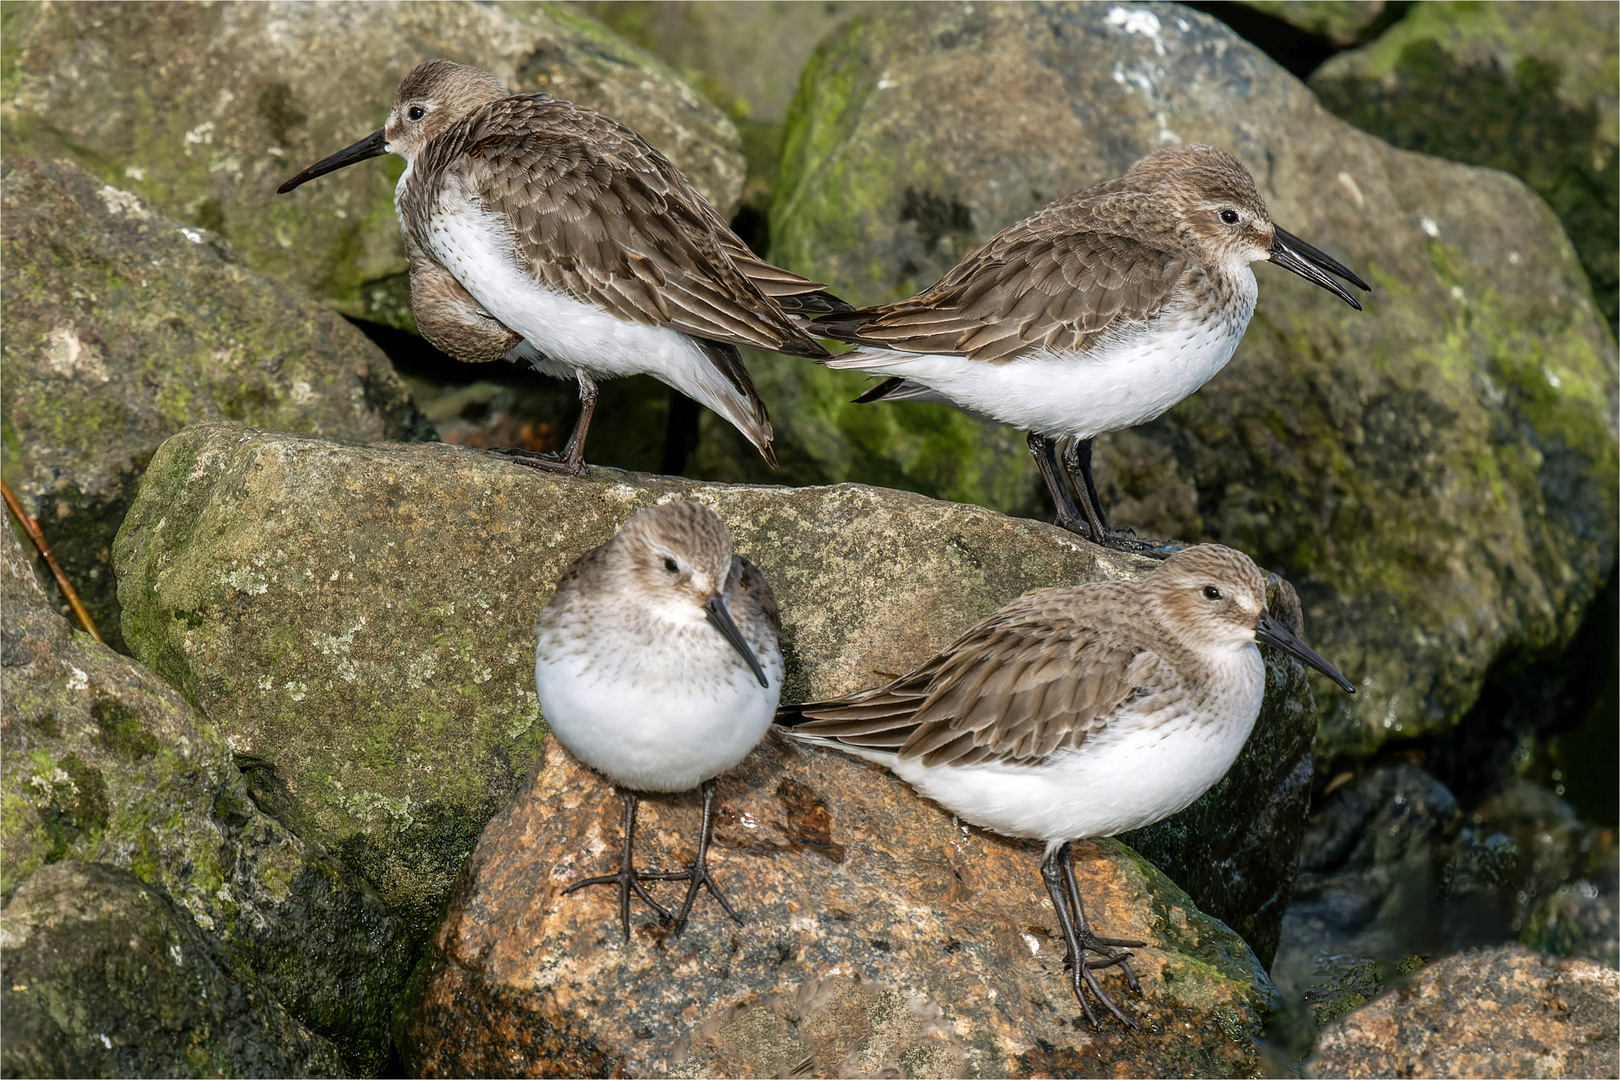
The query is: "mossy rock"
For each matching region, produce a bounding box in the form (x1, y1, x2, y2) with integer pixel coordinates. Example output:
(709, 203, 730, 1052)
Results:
(115, 421, 1323, 966)
(0, 527, 412, 1073)
(1, 156, 432, 654)
(1, 861, 345, 1078)
(0, 0, 746, 329)
(763, 1, 1618, 774)
(1311, 0, 1620, 333)
(1237, 1, 1391, 48)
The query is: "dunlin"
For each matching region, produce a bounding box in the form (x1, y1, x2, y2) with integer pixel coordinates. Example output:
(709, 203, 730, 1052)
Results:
(535, 500, 782, 937)
(279, 60, 844, 471)
(814, 145, 1370, 546)
(779, 544, 1354, 1025)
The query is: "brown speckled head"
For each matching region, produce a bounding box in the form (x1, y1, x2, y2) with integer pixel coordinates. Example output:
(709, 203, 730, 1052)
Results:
(611, 500, 736, 615)
(384, 59, 506, 160)
(1144, 543, 1270, 650)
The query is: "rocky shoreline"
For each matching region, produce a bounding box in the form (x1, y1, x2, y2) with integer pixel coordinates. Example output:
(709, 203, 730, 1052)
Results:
(3, 2, 1615, 1077)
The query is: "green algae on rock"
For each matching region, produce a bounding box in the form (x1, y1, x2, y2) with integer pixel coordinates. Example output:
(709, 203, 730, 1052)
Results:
(1, 861, 346, 1079)
(1311, 0, 1619, 332)
(1, 156, 432, 654)
(1, 526, 411, 1074)
(114, 421, 1321, 966)
(399, 737, 1278, 1078)
(0, 0, 746, 330)
(762, 1, 1619, 775)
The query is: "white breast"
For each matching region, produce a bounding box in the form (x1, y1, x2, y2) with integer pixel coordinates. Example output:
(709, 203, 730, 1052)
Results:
(831, 271, 1258, 440)
(535, 611, 784, 794)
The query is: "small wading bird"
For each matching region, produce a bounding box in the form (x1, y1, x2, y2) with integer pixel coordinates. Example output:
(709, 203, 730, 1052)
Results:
(534, 501, 782, 937)
(778, 544, 1354, 1025)
(813, 145, 1370, 548)
(279, 59, 845, 472)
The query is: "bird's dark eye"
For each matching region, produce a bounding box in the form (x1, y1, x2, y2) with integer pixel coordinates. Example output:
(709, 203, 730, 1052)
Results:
(1219, 209, 1240, 225)
(407, 106, 426, 121)
(1203, 586, 1222, 601)
(664, 557, 680, 574)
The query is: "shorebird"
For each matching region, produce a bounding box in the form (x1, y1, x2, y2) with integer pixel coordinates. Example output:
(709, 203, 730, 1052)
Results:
(278, 59, 844, 472)
(814, 145, 1370, 546)
(535, 500, 782, 937)
(778, 544, 1354, 1025)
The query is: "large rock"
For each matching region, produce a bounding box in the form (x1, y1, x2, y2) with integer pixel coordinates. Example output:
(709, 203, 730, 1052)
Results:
(1311, 1, 1619, 331)
(0, 0, 747, 330)
(1, 860, 345, 1078)
(115, 421, 1321, 962)
(761, 1, 1619, 774)
(1, 156, 430, 653)
(398, 737, 1277, 1078)
(1237, 2, 1391, 49)
(1308, 945, 1620, 1079)
(1, 526, 412, 1073)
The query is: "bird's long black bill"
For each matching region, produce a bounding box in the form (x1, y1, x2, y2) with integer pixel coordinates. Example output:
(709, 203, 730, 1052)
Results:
(1270, 227, 1370, 311)
(276, 128, 388, 194)
(1255, 610, 1356, 693)
(704, 593, 769, 688)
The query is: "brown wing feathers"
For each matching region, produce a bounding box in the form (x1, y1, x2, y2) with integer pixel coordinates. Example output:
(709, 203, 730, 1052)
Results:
(783, 589, 1150, 768)
(416, 96, 834, 359)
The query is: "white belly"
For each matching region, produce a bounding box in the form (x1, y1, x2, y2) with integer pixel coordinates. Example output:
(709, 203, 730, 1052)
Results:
(535, 625, 784, 793)
(832, 276, 1257, 439)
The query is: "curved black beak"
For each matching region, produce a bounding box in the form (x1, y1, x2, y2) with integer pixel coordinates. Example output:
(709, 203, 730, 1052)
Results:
(704, 593, 769, 688)
(1269, 226, 1371, 311)
(1255, 610, 1356, 693)
(277, 128, 389, 194)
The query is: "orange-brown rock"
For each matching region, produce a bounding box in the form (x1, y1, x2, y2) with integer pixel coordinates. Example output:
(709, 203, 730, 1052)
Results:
(399, 735, 1278, 1078)
(1308, 945, 1620, 1079)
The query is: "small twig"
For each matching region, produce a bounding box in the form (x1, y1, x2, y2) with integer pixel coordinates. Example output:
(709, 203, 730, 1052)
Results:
(1, 477, 105, 644)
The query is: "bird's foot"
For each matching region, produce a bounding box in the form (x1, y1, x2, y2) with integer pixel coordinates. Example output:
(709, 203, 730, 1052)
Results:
(1052, 515, 1177, 561)
(1066, 928, 1145, 1028)
(562, 866, 675, 939)
(659, 850, 743, 937)
(487, 445, 584, 476)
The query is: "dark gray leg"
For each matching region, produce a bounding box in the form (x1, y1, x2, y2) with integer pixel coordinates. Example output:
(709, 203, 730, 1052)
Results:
(1039, 842, 1143, 1028)
(562, 787, 674, 940)
(491, 369, 599, 475)
(1027, 432, 1092, 536)
(667, 778, 743, 936)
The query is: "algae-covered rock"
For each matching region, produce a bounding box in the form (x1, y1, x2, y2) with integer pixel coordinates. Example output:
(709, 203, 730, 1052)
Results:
(114, 421, 1321, 962)
(1312, 1, 1620, 331)
(1, 526, 411, 1073)
(1, 156, 431, 654)
(399, 738, 1277, 1078)
(764, 1, 1619, 773)
(1, 0, 746, 330)
(0, 860, 346, 1079)
(1237, 2, 1390, 48)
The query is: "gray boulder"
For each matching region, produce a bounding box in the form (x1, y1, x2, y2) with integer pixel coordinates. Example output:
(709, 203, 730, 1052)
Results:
(1, 525, 411, 1073)
(115, 421, 1324, 963)
(758, 0, 1618, 774)
(1, 0, 747, 330)
(1, 156, 431, 653)
(0, 860, 344, 1079)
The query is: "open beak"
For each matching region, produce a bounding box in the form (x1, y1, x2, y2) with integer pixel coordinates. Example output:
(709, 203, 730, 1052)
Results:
(276, 128, 389, 194)
(1269, 226, 1371, 311)
(1255, 610, 1356, 693)
(704, 593, 769, 688)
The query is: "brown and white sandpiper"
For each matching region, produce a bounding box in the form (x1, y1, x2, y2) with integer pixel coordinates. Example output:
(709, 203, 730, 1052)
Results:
(535, 500, 782, 938)
(814, 144, 1370, 546)
(778, 543, 1354, 1025)
(278, 59, 844, 472)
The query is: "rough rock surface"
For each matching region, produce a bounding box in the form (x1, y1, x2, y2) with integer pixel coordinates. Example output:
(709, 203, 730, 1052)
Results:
(1, 526, 411, 1073)
(1, 156, 430, 653)
(0, 860, 344, 1079)
(1308, 945, 1620, 1079)
(1312, 0, 1619, 330)
(0, 0, 746, 331)
(761, 0, 1619, 773)
(115, 421, 1321, 962)
(398, 737, 1277, 1078)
